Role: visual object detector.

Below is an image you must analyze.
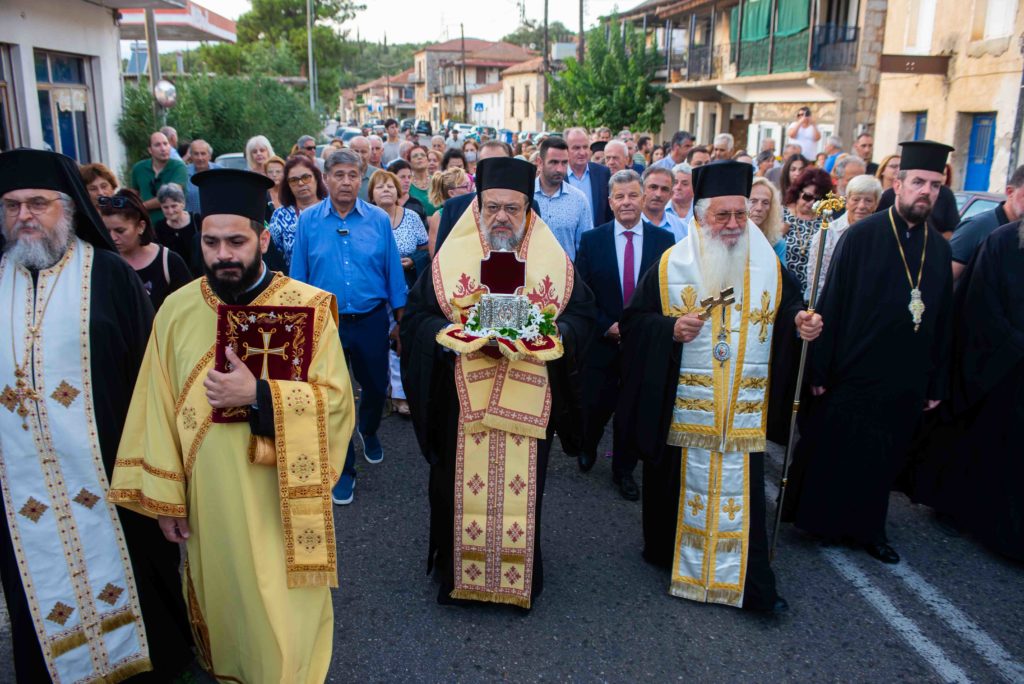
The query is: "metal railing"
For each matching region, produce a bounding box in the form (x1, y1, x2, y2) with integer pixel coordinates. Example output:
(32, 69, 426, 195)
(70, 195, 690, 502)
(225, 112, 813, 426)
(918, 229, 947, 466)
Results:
(811, 25, 859, 71)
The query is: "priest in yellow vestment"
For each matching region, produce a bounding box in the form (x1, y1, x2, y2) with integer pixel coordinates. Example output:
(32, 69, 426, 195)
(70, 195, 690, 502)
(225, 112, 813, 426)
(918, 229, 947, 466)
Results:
(109, 169, 354, 682)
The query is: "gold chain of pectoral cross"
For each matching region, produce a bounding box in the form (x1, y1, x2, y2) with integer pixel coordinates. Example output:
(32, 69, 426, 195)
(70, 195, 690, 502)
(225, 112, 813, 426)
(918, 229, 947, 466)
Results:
(4, 266, 65, 430)
(887, 207, 928, 332)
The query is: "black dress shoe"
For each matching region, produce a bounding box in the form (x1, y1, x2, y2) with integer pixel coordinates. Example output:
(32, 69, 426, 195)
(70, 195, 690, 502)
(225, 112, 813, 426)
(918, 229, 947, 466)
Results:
(577, 452, 596, 473)
(864, 542, 900, 564)
(746, 596, 789, 615)
(615, 473, 640, 501)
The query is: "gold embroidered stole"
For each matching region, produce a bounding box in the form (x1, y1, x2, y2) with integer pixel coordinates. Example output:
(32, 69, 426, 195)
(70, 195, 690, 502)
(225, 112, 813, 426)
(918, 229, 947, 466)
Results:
(657, 227, 781, 608)
(110, 276, 339, 588)
(433, 202, 572, 608)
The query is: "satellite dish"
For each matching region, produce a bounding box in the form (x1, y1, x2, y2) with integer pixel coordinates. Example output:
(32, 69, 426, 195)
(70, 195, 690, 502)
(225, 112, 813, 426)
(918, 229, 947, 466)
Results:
(154, 79, 177, 108)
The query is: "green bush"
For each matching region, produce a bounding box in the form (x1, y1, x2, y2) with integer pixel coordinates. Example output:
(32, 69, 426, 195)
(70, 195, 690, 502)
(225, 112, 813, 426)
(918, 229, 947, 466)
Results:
(117, 75, 322, 171)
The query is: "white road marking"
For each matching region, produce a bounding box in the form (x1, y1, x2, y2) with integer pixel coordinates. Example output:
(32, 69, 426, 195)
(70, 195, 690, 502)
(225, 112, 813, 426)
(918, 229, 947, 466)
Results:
(887, 562, 1024, 683)
(821, 548, 972, 684)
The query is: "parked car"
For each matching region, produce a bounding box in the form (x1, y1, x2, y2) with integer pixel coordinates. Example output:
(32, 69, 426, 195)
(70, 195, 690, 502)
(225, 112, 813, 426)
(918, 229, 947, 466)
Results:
(214, 152, 248, 170)
(472, 126, 497, 140)
(414, 119, 433, 137)
(954, 190, 1005, 220)
(334, 126, 363, 143)
(400, 118, 415, 131)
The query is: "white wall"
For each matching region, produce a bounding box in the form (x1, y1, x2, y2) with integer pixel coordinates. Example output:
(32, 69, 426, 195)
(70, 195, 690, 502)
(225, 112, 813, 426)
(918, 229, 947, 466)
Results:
(470, 91, 504, 129)
(1, 0, 126, 172)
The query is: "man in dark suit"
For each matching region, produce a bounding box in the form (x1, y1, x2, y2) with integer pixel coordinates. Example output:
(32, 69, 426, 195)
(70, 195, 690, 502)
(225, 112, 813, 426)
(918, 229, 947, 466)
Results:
(565, 127, 612, 226)
(574, 169, 675, 500)
(432, 140, 541, 254)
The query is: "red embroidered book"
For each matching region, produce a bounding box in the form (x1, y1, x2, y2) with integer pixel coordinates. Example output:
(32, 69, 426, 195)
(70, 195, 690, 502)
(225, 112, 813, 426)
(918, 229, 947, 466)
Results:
(212, 304, 316, 423)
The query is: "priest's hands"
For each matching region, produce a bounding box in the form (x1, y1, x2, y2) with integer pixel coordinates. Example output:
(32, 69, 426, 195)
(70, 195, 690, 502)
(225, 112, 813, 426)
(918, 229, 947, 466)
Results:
(158, 515, 191, 543)
(795, 310, 823, 341)
(605, 322, 621, 343)
(673, 314, 704, 343)
(205, 346, 257, 409)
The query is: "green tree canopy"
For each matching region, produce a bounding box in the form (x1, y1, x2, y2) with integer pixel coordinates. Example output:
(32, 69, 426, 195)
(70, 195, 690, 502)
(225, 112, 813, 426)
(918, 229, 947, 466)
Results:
(117, 75, 321, 174)
(502, 20, 574, 48)
(546, 19, 669, 134)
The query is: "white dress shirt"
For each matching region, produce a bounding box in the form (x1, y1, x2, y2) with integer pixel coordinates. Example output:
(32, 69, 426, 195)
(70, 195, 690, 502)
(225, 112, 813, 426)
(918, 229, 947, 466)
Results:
(614, 220, 644, 289)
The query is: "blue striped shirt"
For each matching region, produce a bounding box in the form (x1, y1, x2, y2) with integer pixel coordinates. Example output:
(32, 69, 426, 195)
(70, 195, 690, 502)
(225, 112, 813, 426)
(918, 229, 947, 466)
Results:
(532, 179, 593, 260)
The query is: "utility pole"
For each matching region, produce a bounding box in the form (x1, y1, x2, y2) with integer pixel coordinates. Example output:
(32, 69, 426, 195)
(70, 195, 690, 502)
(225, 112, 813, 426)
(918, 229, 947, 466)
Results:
(543, 0, 550, 103)
(306, 0, 316, 111)
(460, 23, 469, 122)
(143, 8, 162, 121)
(578, 0, 585, 64)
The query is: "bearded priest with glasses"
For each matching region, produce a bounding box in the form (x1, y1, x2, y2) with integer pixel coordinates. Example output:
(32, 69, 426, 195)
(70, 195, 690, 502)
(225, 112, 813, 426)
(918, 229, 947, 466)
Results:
(617, 161, 820, 614)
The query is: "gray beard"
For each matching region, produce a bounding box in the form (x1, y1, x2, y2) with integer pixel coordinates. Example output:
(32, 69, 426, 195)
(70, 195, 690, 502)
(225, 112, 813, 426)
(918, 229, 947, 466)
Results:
(483, 219, 526, 252)
(2, 214, 74, 270)
(698, 224, 749, 297)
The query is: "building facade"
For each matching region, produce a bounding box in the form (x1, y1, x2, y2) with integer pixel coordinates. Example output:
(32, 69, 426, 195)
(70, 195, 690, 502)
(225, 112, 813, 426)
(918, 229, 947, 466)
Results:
(874, 0, 1022, 190)
(470, 83, 504, 129)
(413, 38, 494, 128)
(353, 68, 416, 124)
(436, 42, 535, 125)
(503, 57, 548, 133)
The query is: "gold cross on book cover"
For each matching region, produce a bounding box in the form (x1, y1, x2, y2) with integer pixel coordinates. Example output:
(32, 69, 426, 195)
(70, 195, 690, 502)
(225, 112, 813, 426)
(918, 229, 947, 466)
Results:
(213, 304, 315, 423)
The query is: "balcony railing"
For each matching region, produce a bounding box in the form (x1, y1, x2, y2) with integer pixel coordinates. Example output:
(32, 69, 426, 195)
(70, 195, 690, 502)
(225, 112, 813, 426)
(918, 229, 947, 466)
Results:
(811, 25, 859, 70)
(735, 24, 858, 76)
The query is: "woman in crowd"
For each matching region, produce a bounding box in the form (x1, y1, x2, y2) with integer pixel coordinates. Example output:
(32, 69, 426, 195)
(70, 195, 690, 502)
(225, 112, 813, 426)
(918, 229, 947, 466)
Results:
(875, 154, 901, 192)
(650, 144, 666, 165)
(733, 150, 753, 165)
(782, 166, 834, 294)
(426, 167, 473, 255)
(367, 169, 429, 416)
(153, 182, 201, 276)
(427, 149, 442, 176)
(245, 135, 275, 175)
(462, 138, 480, 176)
(779, 153, 809, 205)
(748, 177, 787, 263)
(99, 189, 191, 311)
(388, 159, 426, 222)
(265, 155, 286, 208)
(805, 174, 882, 298)
(755, 150, 775, 178)
(408, 145, 437, 217)
(268, 155, 328, 270)
(441, 148, 467, 172)
(79, 163, 119, 211)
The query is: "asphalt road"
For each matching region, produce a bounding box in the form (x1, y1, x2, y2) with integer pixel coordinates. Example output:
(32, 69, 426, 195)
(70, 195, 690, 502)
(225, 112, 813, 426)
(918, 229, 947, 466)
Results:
(1, 413, 1022, 682)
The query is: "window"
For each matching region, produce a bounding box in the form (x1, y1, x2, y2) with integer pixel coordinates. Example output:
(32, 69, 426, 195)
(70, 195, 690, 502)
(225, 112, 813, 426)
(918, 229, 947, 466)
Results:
(476, 67, 486, 83)
(510, 86, 515, 117)
(972, 0, 1016, 40)
(899, 111, 928, 141)
(904, 0, 936, 54)
(1, 45, 20, 152)
(524, 85, 530, 118)
(34, 50, 92, 162)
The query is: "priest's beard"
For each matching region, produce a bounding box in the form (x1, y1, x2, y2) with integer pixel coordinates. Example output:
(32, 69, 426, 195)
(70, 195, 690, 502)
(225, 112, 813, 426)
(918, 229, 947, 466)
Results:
(1, 210, 74, 271)
(203, 251, 264, 301)
(896, 196, 933, 226)
(482, 215, 527, 251)
(699, 224, 749, 297)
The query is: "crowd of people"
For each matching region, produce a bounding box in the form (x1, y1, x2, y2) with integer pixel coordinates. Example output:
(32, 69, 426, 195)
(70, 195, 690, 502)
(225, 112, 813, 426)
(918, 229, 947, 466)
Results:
(0, 102, 1020, 682)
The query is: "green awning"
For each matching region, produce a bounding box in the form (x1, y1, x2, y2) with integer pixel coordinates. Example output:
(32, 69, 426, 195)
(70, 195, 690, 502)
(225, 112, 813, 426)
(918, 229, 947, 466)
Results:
(775, 0, 810, 37)
(740, 0, 772, 42)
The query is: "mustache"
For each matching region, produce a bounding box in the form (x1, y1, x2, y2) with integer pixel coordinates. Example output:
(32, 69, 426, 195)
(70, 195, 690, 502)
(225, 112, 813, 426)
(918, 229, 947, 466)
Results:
(212, 261, 245, 270)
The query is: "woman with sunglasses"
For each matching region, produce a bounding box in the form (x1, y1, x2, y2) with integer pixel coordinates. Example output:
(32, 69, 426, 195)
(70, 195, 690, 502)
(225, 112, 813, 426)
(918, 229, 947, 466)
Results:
(268, 155, 328, 270)
(99, 189, 191, 311)
(782, 166, 834, 294)
(426, 167, 473, 255)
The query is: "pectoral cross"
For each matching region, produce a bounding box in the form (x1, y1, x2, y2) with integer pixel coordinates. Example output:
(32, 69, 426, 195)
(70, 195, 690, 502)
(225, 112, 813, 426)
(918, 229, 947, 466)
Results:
(1, 369, 40, 431)
(242, 328, 290, 380)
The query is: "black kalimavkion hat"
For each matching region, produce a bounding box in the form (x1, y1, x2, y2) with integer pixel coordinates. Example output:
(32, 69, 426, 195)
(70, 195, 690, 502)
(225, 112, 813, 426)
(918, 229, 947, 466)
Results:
(691, 160, 753, 202)
(191, 168, 274, 224)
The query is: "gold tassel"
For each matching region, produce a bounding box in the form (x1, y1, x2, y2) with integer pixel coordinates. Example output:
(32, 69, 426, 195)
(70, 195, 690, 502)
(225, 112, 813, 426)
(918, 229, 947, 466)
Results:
(48, 632, 88, 658)
(724, 435, 767, 453)
(678, 532, 706, 550)
(286, 570, 338, 589)
(666, 432, 723, 451)
(670, 582, 707, 602)
(100, 611, 137, 634)
(450, 588, 531, 609)
(706, 588, 744, 607)
(716, 538, 744, 554)
(248, 435, 276, 466)
(106, 656, 154, 683)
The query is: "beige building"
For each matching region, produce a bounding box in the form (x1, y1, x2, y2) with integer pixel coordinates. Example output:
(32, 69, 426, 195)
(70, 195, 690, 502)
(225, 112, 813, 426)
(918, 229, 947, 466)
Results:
(874, 0, 1023, 191)
(353, 68, 416, 125)
(622, 0, 887, 158)
(503, 57, 548, 133)
(412, 38, 501, 128)
(435, 42, 535, 125)
(470, 82, 504, 129)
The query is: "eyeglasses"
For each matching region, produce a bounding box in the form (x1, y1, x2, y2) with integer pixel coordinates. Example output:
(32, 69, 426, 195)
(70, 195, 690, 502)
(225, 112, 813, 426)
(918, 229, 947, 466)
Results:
(710, 210, 749, 223)
(97, 195, 131, 209)
(2, 196, 62, 216)
(303, 146, 316, 151)
(483, 202, 524, 217)
(287, 173, 315, 186)
(455, 182, 474, 192)
(800, 192, 820, 203)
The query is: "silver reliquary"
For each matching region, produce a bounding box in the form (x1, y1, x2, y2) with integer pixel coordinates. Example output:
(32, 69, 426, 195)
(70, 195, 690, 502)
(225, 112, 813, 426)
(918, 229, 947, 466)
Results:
(475, 293, 532, 330)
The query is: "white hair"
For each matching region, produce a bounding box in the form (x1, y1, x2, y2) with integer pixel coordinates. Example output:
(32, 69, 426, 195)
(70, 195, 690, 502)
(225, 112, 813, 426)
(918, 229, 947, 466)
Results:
(244, 135, 275, 168)
(845, 174, 882, 199)
(368, 134, 383, 144)
(833, 154, 866, 178)
(605, 140, 628, 156)
(827, 135, 843, 148)
(672, 162, 693, 175)
(693, 196, 753, 223)
(563, 127, 589, 140)
(714, 133, 735, 150)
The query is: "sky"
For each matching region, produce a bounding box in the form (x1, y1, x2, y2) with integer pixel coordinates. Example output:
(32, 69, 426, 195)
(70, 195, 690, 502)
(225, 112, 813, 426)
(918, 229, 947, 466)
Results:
(193, 0, 628, 44)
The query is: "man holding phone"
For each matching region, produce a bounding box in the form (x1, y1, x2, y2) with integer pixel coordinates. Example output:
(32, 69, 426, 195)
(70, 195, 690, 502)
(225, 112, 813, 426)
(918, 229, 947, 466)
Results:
(787, 106, 822, 161)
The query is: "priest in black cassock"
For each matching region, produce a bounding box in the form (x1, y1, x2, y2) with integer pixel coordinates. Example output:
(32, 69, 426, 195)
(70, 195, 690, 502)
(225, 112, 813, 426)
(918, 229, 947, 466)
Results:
(401, 157, 595, 609)
(909, 220, 1024, 560)
(617, 161, 819, 614)
(782, 141, 954, 565)
(0, 149, 194, 682)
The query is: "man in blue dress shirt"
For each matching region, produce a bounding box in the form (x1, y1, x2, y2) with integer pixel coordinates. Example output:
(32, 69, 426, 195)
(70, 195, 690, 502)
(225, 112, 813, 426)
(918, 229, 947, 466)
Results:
(532, 137, 593, 260)
(291, 149, 407, 505)
(565, 127, 612, 226)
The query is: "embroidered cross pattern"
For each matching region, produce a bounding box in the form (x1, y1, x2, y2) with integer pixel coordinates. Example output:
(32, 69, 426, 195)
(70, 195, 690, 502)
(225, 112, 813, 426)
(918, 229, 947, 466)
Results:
(465, 520, 483, 541)
(506, 521, 525, 543)
(97, 583, 124, 606)
(242, 328, 290, 381)
(510, 434, 525, 446)
(73, 488, 100, 509)
(50, 381, 80, 408)
(0, 385, 17, 412)
(297, 529, 322, 552)
(19, 497, 48, 523)
(286, 387, 308, 415)
(181, 406, 197, 431)
(503, 566, 522, 586)
(668, 285, 702, 316)
(471, 433, 486, 446)
(749, 290, 776, 344)
(466, 474, 485, 495)
(722, 498, 742, 521)
(464, 563, 483, 581)
(289, 454, 317, 482)
(687, 494, 705, 518)
(508, 474, 526, 496)
(526, 275, 561, 309)
(47, 602, 74, 626)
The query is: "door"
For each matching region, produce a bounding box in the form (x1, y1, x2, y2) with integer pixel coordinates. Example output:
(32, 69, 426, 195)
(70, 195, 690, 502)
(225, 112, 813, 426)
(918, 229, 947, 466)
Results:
(964, 113, 996, 192)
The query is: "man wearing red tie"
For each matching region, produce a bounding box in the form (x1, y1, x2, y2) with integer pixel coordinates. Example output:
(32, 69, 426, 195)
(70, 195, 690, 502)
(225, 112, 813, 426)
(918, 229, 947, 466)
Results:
(574, 169, 676, 499)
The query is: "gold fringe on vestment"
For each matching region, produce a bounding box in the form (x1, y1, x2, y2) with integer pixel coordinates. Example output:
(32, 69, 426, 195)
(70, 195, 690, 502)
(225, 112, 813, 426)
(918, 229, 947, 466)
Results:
(450, 589, 532, 609)
(106, 656, 154, 683)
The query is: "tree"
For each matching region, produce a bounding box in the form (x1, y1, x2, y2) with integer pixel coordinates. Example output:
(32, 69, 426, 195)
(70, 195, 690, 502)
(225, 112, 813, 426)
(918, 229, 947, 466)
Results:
(117, 75, 321, 171)
(236, 0, 364, 44)
(545, 20, 669, 134)
(502, 20, 574, 49)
